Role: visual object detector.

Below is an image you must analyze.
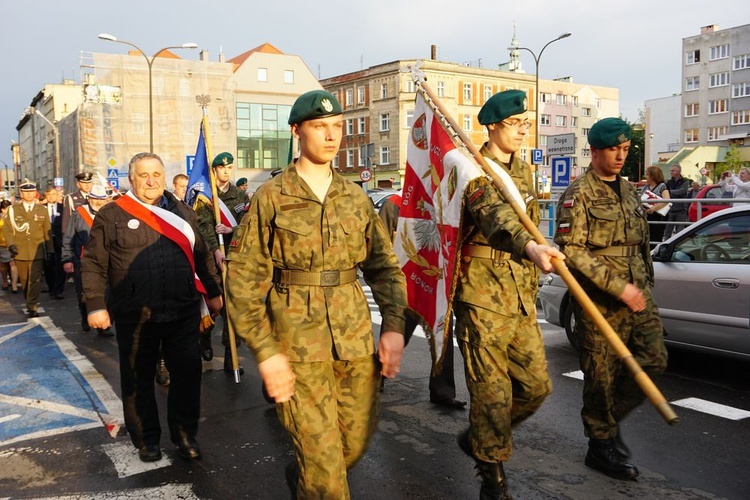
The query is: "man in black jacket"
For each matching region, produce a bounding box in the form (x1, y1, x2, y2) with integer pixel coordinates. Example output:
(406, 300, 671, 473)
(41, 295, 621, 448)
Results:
(41, 186, 65, 299)
(664, 164, 690, 239)
(82, 153, 222, 463)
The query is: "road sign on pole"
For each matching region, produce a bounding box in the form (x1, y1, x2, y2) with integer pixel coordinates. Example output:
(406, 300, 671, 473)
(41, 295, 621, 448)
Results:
(551, 157, 572, 188)
(532, 148, 544, 165)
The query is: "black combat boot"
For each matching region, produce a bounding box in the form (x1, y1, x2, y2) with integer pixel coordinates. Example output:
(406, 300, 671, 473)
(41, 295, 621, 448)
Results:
(585, 438, 639, 480)
(457, 430, 512, 500)
(200, 333, 213, 361)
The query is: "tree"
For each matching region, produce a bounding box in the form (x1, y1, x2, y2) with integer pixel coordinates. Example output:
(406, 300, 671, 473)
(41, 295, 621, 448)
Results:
(621, 118, 644, 181)
(714, 144, 749, 181)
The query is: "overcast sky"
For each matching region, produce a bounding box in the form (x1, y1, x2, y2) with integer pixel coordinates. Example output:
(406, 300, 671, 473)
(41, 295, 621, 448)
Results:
(1, 0, 746, 171)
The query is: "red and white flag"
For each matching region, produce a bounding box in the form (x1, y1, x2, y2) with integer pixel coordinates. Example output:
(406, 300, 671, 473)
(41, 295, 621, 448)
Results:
(394, 92, 482, 370)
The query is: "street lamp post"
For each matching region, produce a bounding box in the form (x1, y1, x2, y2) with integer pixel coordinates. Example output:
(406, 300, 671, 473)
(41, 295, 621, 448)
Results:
(26, 106, 60, 181)
(98, 34, 198, 153)
(0, 159, 9, 191)
(510, 32, 572, 194)
(633, 144, 641, 181)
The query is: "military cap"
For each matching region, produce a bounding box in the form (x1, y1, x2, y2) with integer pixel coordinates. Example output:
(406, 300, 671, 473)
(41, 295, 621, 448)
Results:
(588, 117, 632, 149)
(75, 172, 94, 183)
(212, 152, 234, 168)
(288, 90, 342, 125)
(19, 179, 37, 191)
(478, 90, 528, 125)
(88, 184, 112, 199)
(236, 177, 247, 187)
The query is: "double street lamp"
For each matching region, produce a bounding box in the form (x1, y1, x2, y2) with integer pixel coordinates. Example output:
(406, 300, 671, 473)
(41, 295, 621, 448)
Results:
(509, 32, 572, 194)
(97, 33, 198, 153)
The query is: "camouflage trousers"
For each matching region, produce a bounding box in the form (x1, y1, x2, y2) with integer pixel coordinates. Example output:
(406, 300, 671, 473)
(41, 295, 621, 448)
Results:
(277, 355, 380, 499)
(455, 302, 552, 463)
(573, 291, 667, 440)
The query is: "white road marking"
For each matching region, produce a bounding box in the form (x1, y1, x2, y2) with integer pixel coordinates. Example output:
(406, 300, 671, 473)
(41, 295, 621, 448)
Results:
(0, 394, 104, 421)
(0, 322, 36, 346)
(30, 483, 196, 499)
(671, 398, 750, 421)
(101, 442, 173, 478)
(0, 414, 21, 424)
(563, 370, 585, 380)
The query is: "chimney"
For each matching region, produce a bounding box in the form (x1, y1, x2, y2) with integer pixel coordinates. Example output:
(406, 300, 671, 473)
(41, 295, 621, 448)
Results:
(200, 50, 210, 62)
(430, 45, 437, 60)
(219, 51, 225, 63)
(700, 24, 718, 34)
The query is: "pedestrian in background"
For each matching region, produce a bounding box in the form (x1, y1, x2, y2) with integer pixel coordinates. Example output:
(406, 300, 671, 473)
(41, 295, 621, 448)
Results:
(225, 90, 407, 498)
(663, 164, 689, 239)
(62, 172, 94, 236)
(720, 167, 750, 204)
(688, 181, 701, 198)
(453, 90, 561, 500)
(83, 153, 222, 463)
(0, 200, 20, 293)
(172, 173, 189, 202)
(641, 166, 670, 247)
(42, 186, 65, 299)
(554, 117, 667, 482)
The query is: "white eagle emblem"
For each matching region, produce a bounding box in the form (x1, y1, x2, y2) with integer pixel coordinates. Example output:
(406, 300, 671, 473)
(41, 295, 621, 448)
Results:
(321, 98, 333, 112)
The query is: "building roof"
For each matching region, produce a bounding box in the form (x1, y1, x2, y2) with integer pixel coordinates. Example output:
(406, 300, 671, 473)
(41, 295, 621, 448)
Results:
(228, 43, 284, 69)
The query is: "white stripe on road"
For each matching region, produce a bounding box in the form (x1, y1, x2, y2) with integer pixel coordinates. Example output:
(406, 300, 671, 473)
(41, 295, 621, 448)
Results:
(0, 393, 106, 422)
(0, 322, 36, 346)
(563, 370, 585, 380)
(671, 398, 750, 421)
(30, 483, 195, 499)
(101, 442, 173, 478)
(0, 414, 21, 424)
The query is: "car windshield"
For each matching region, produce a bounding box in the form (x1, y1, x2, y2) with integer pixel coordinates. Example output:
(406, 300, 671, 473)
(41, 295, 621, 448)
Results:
(670, 215, 750, 262)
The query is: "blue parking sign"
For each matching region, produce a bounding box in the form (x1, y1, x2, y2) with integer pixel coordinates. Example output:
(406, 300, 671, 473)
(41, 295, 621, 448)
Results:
(551, 157, 572, 187)
(109, 178, 119, 190)
(532, 149, 543, 165)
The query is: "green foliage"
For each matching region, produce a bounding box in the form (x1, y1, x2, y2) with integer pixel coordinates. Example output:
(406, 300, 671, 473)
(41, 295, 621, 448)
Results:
(714, 144, 750, 181)
(621, 119, 645, 181)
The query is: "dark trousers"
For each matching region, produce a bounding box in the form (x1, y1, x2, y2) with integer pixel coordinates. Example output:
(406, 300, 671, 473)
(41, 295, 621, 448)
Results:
(116, 312, 202, 448)
(16, 259, 44, 312)
(403, 313, 457, 399)
(44, 250, 65, 296)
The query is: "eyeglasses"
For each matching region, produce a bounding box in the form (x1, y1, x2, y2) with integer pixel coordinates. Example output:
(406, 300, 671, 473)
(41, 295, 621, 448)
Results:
(500, 119, 532, 130)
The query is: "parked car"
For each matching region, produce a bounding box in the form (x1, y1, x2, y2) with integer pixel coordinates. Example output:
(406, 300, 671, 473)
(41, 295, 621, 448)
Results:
(367, 189, 399, 209)
(538, 205, 750, 359)
(688, 183, 733, 222)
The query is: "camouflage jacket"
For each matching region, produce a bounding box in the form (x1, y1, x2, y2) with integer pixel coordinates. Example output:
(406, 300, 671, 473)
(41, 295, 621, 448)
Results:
(554, 169, 653, 299)
(455, 146, 540, 317)
(195, 183, 249, 254)
(225, 165, 407, 364)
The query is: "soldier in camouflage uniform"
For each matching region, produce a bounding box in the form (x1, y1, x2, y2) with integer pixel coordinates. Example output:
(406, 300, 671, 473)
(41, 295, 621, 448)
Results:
(554, 118, 667, 481)
(194, 152, 250, 369)
(225, 90, 407, 499)
(455, 90, 562, 500)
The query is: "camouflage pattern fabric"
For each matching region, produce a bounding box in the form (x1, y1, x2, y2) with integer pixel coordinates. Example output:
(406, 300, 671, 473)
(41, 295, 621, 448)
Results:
(456, 307, 551, 462)
(454, 147, 550, 463)
(277, 355, 380, 499)
(554, 169, 667, 439)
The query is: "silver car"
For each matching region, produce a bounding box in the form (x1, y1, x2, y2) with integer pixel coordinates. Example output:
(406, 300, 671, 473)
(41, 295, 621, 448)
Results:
(538, 205, 750, 359)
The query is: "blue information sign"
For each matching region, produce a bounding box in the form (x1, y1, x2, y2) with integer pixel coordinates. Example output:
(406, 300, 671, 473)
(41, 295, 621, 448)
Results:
(532, 149, 544, 165)
(551, 157, 572, 188)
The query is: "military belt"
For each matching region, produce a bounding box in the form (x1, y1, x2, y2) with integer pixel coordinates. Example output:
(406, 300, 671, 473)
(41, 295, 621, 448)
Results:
(461, 244, 509, 262)
(591, 245, 640, 257)
(272, 267, 358, 287)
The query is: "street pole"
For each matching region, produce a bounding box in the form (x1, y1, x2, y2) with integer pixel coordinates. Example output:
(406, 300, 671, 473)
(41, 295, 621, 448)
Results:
(511, 33, 572, 194)
(98, 34, 197, 153)
(26, 106, 60, 181)
(0, 159, 8, 191)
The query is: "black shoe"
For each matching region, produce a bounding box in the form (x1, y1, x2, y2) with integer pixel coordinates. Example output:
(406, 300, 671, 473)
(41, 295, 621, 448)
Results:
(28, 311, 39, 319)
(81, 319, 91, 333)
(175, 437, 201, 460)
(97, 328, 114, 338)
(11, 289, 19, 294)
(458, 430, 512, 499)
(223, 347, 244, 375)
(138, 444, 162, 462)
(457, 429, 474, 459)
(430, 395, 467, 409)
(200, 334, 213, 361)
(585, 439, 639, 480)
(54, 293, 64, 300)
(155, 360, 170, 386)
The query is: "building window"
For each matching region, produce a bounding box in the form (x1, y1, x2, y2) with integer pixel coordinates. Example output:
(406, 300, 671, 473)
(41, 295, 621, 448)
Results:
(236, 102, 292, 169)
(540, 114, 551, 126)
(732, 110, 750, 125)
(345, 89, 353, 107)
(257, 68, 268, 82)
(540, 135, 548, 147)
(571, 95, 579, 107)
(380, 113, 390, 131)
(581, 148, 591, 158)
(709, 99, 728, 114)
(733, 82, 750, 98)
(405, 110, 414, 129)
(357, 86, 365, 104)
(463, 115, 472, 132)
(346, 150, 354, 167)
(710, 44, 729, 61)
(380, 146, 391, 165)
(540, 92, 552, 103)
(581, 127, 590, 136)
(463, 83, 472, 101)
(132, 113, 145, 134)
(346, 119, 354, 136)
(358, 149, 365, 167)
(332, 155, 339, 169)
(685, 103, 700, 117)
(381, 83, 388, 99)
(582, 107, 591, 117)
(686, 76, 700, 91)
(709, 72, 729, 87)
(684, 129, 699, 143)
(734, 54, 750, 70)
(686, 49, 700, 64)
(357, 117, 366, 134)
(519, 149, 528, 161)
(708, 126, 728, 141)
(595, 98, 601, 108)
(405, 80, 415, 93)
(483, 85, 492, 102)
(555, 115, 566, 127)
(571, 116, 578, 128)
(437, 81, 445, 97)
(556, 94, 567, 105)
(284, 70, 294, 84)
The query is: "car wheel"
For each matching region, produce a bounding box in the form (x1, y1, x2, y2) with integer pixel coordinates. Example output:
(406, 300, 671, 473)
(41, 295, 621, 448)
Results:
(563, 299, 580, 351)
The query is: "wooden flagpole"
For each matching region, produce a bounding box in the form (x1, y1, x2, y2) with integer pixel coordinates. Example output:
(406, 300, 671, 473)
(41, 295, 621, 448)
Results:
(412, 71, 678, 426)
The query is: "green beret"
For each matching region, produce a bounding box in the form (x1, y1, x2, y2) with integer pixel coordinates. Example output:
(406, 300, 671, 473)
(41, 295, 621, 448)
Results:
(236, 177, 247, 187)
(478, 90, 528, 125)
(19, 179, 37, 191)
(212, 152, 234, 168)
(588, 118, 632, 149)
(288, 90, 342, 125)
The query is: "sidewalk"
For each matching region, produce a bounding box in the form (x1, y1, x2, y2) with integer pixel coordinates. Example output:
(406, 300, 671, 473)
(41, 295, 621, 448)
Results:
(0, 288, 29, 325)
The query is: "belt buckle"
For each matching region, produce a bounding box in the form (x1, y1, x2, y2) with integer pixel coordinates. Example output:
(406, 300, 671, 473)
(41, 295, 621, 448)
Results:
(320, 270, 340, 286)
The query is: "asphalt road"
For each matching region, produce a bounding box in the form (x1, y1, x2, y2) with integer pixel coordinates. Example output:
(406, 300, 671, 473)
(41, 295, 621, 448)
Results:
(1, 285, 748, 499)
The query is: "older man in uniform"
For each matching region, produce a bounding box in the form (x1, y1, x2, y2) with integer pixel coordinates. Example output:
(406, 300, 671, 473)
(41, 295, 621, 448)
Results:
(554, 118, 667, 481)
(3, 180, 54, 318)
(225, 90, 407, 498)
(194, 151, 250, 368)
(62, 172, 94, 234)
(453, 90, 561, 500)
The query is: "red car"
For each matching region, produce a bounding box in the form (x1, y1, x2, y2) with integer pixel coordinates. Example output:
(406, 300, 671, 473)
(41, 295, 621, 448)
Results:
(688, 184, 733, 222)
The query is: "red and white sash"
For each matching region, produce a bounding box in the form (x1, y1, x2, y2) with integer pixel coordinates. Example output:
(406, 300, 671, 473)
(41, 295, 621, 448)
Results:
(76, 205, 95, 228)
